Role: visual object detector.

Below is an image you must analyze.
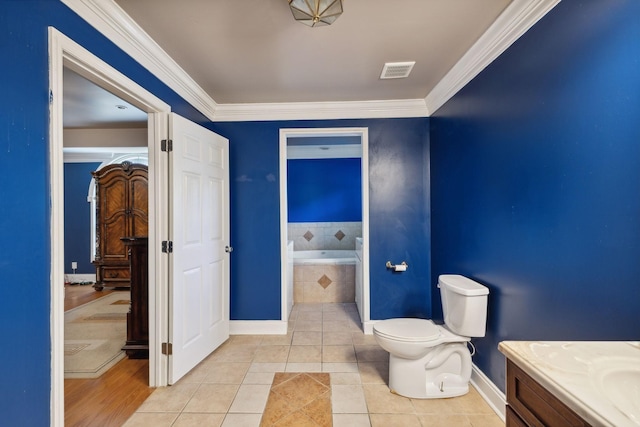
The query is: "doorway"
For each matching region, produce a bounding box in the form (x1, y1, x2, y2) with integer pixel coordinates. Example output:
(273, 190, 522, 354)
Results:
(49, 27, 170, 425)
(279, 128, 371, 329)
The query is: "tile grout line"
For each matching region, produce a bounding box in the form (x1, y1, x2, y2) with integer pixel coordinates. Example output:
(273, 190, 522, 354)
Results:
(126, 303, 503, 427)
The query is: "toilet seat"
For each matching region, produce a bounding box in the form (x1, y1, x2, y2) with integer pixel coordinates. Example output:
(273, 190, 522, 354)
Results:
(374, 318, 441, 342)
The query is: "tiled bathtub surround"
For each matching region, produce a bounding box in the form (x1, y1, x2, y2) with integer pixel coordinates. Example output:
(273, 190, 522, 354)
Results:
(294, 264, 355, 303)
(289, 222, 362, 251)
(123, 303, 504, 427)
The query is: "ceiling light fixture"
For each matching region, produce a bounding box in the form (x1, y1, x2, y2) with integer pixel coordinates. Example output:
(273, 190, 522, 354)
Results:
(288, 0, 343, 27)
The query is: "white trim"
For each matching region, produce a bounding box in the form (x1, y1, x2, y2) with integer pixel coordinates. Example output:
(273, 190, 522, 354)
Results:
(362, 320, 376, 335)
(213, 99, 429, 122)
(360, 130, 370, 327)
(279, 132, 290, 324)
(49, 27, 171, 424)
(148, 112, 170, 388)
(63, 146, 148, 163)
(60, 0, 559, 121)
(230, 321, 288, 335)
(61, 0, 217, 120)
(471, 363, 507, 422)
(49, 29, 65, 426)
(425, 0, 560, 114)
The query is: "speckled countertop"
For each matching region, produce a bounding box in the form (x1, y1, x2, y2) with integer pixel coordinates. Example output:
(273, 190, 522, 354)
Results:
(499, 341, 640, 427)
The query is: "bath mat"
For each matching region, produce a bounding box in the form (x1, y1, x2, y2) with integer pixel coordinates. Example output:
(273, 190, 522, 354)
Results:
(260, 372, 332, 426)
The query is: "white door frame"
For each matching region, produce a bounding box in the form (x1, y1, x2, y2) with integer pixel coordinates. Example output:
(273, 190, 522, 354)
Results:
(49, 27, 171, 426)
(278, 128, 371, 327)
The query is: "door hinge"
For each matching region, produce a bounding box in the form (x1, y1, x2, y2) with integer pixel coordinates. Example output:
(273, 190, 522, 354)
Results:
(161, 139, 173, 152)
(162, 240, 173, 253)
(162, 342, 173, 355)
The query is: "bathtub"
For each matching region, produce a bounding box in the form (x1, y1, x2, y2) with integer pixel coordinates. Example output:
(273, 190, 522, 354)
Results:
(293, 250, 356, 265)
(293, 250, 357, 303)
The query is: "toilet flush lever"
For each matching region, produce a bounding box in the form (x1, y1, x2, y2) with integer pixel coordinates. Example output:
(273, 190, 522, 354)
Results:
(225, 245, 234, 253)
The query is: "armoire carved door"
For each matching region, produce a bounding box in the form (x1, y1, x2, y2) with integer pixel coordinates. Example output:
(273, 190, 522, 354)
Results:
(92, 161, 148, 291)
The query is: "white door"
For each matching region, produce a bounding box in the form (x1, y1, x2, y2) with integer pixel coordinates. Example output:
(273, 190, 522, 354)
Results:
(168, 113, 230, 384)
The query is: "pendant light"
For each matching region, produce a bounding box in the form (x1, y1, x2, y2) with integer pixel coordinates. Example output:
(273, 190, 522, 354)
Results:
(288, 0, 344, 27)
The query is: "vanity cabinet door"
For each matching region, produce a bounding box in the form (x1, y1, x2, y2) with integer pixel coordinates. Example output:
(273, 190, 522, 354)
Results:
(506, 360, 591, 427)
(506, 406, 528, 427)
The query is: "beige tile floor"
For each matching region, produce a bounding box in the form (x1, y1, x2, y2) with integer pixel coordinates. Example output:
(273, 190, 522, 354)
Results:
(124, 303, 504, 427)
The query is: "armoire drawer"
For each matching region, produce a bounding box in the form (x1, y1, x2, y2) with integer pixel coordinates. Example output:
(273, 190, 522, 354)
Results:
(101, 267, 130, 281)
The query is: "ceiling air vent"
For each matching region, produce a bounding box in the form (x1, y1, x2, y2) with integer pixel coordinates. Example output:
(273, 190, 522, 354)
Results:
(380, 61, 415, 79)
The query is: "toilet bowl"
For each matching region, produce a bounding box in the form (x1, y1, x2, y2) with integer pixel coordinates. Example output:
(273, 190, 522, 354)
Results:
(373, 275, 489, 399)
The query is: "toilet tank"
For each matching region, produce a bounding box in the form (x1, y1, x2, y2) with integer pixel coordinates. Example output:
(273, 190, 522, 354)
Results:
(439, 275, 489, 337)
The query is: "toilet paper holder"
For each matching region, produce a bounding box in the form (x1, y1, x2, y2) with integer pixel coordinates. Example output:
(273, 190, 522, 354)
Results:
(386, 261, 408, 272)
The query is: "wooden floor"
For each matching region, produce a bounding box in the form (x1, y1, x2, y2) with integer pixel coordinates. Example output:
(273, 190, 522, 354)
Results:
(64, 284, 153, 427)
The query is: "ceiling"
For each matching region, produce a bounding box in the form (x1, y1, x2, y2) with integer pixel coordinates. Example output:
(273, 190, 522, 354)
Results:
(113, 0, 511, 104)
(64, 68, 147, 129)
(62, 0, 558, 127)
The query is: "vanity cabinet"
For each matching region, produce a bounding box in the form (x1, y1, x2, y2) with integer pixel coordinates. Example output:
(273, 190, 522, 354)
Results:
(506, 359, 591, 427)
(92, 162, 148, 291)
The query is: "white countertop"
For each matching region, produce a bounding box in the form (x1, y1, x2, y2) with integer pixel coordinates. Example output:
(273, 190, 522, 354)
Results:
(499, 341, 640, 427)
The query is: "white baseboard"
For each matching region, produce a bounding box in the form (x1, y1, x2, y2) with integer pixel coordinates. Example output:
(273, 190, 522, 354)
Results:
(65, 273, 96, 284)
(362, 320, 377, 335)
(471, 363, 506, 422)
(229, 320, 288, 335)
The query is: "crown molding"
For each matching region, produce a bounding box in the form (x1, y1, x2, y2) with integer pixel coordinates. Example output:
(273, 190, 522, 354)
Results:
(61, 0, 218, 120)
(62, 0, 558, 122)
(425, 0, 560, 114)
(212, 99, 430, 122)
(62, 146, 148, 163)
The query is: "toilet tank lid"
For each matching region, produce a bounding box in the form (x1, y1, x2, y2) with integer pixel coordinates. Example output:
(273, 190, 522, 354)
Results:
(439, 275, 489, 296)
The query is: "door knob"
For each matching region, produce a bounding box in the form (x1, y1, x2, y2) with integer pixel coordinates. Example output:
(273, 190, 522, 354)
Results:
(225, 246, 234, 253)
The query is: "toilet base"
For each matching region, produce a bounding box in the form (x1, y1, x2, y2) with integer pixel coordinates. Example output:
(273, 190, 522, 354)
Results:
(388, 343, 472, 399)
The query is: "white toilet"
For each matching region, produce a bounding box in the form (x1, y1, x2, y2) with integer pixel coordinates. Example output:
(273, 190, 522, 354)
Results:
(373, 274, 489, 399)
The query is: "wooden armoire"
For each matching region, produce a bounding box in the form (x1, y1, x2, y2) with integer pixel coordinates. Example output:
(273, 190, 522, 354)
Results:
(121, 236, 149, 358)
(92, 161, 148, 291)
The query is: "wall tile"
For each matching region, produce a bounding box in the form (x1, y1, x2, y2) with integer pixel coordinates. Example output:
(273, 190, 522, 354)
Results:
(288, 222, 362, 251)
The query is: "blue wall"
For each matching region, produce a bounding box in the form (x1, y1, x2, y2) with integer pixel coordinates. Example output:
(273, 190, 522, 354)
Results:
(210, 119, 431, 321)
(12, 0, 637, 421)
(0, 1, 209, 424)
(287, 158, 362, 222)
(64, 162, 101, 274)
(1, 2, 430, 423)
(430, 0, 640, 392)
